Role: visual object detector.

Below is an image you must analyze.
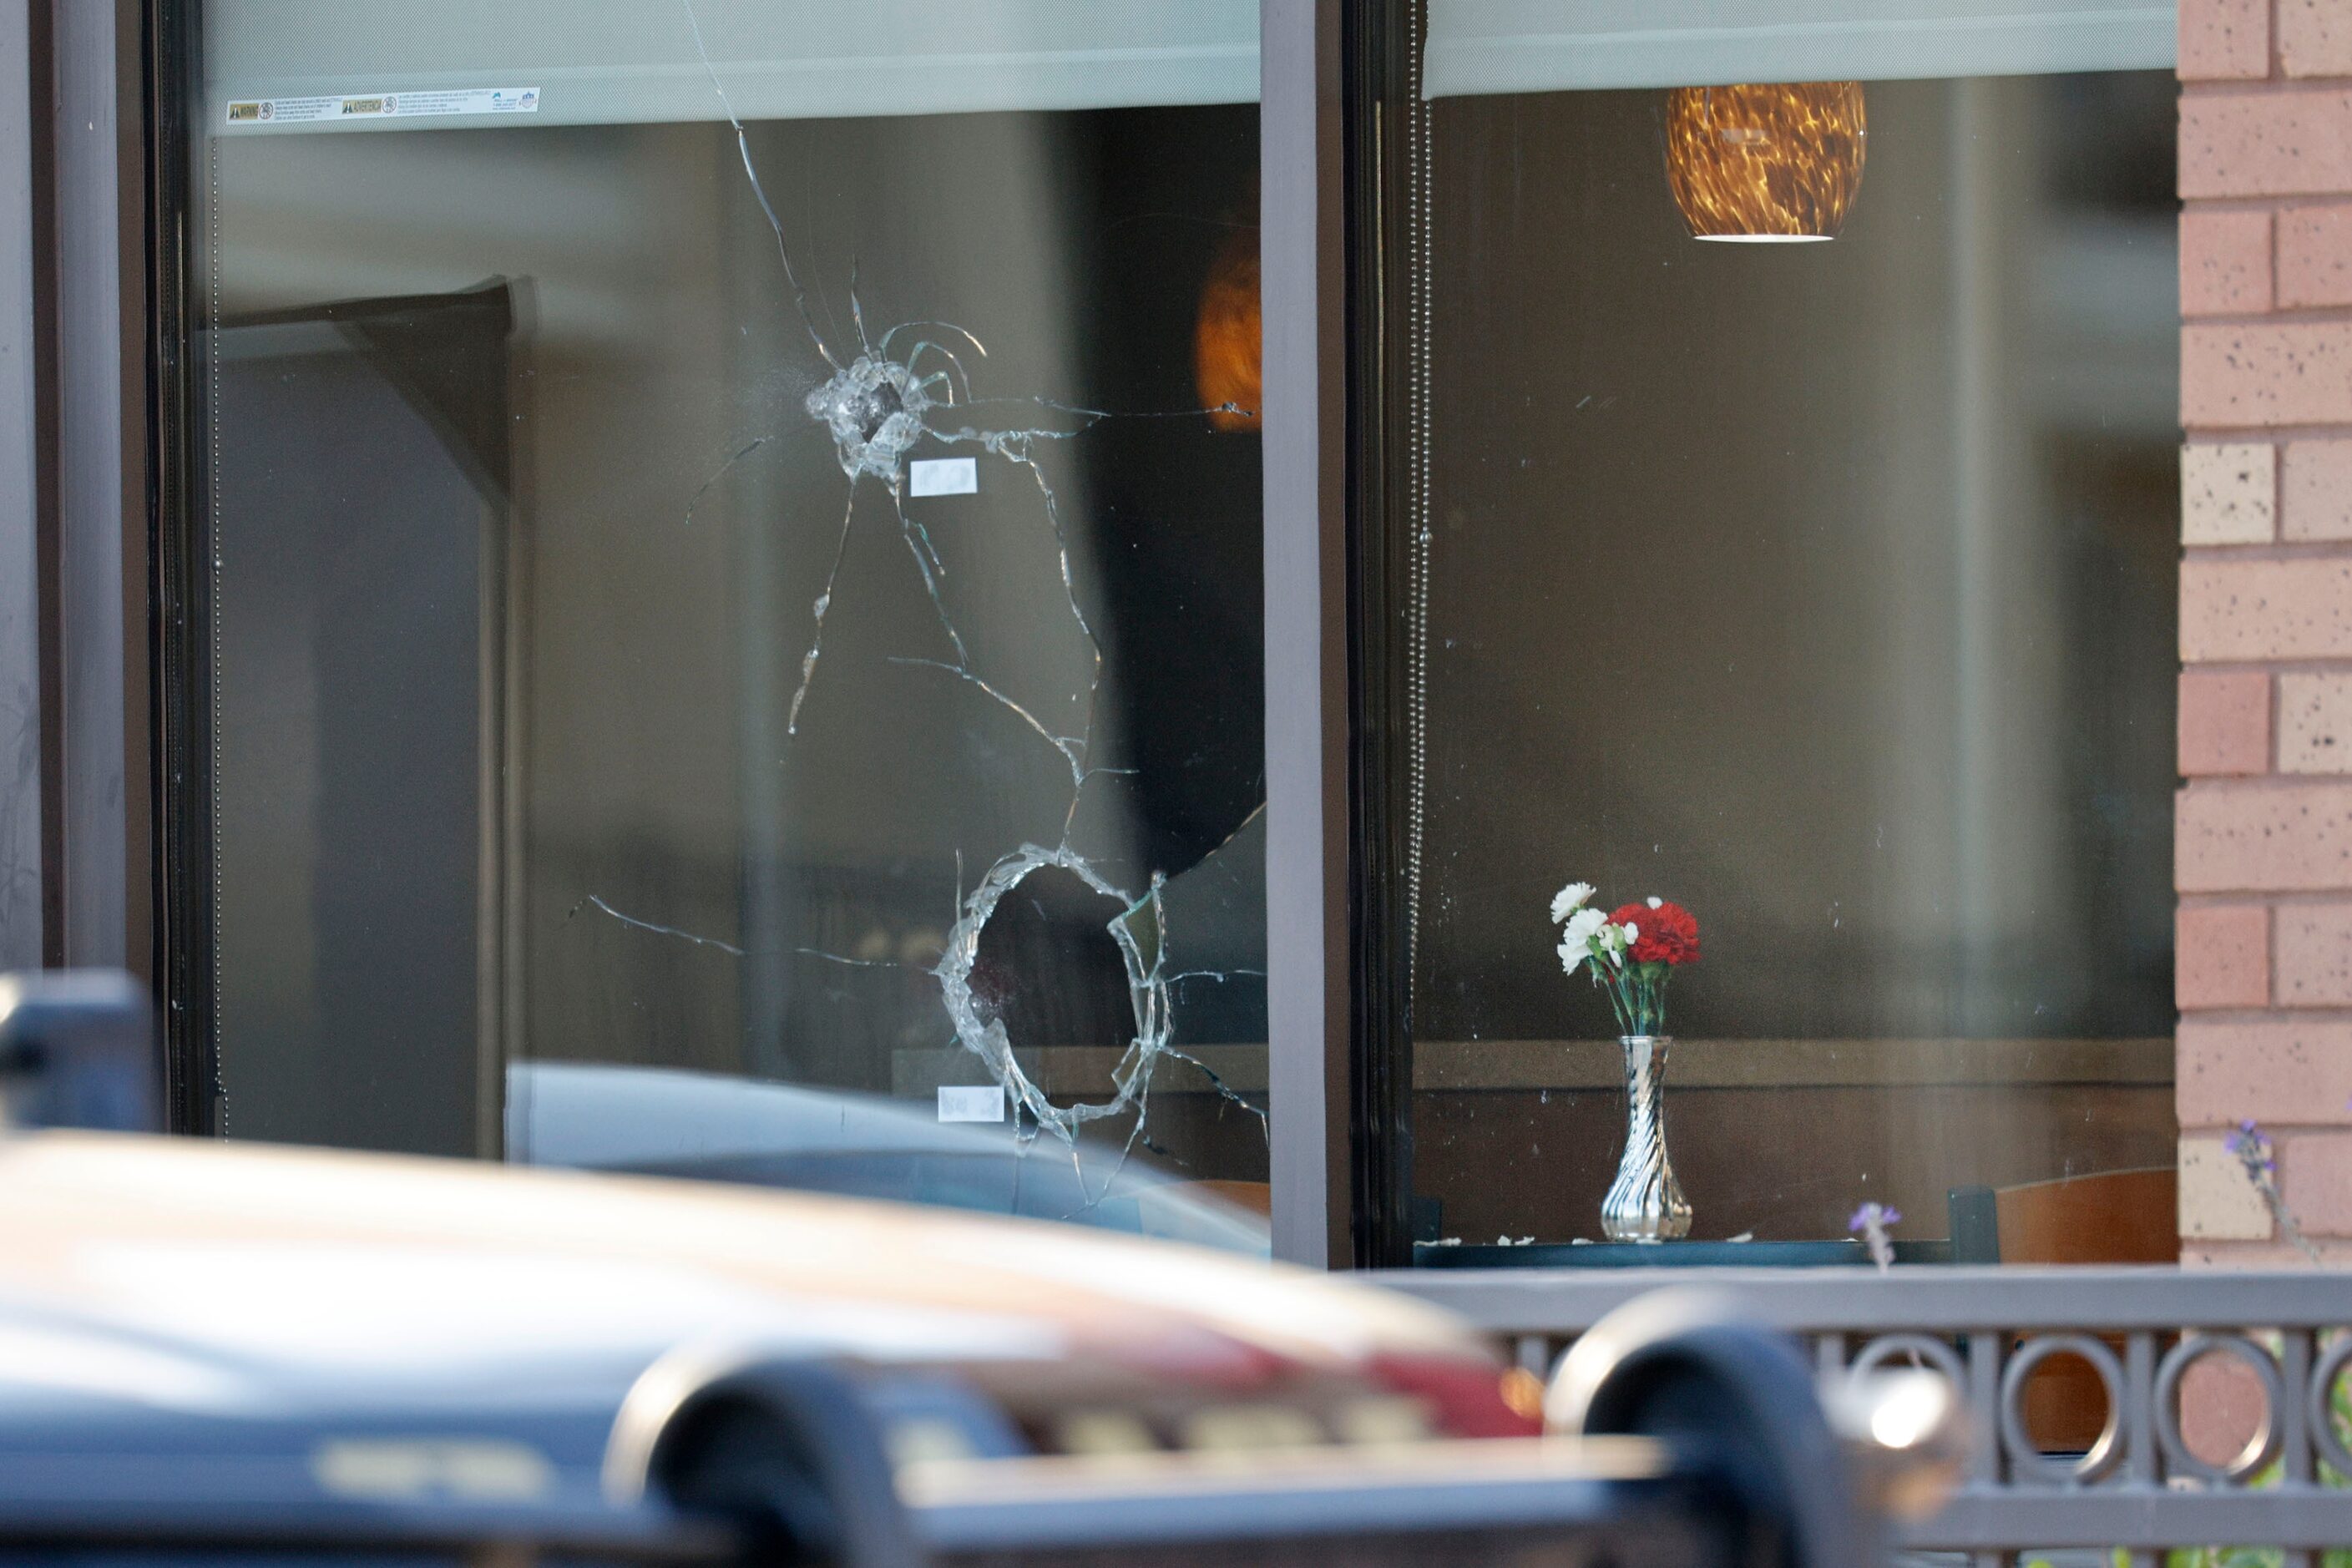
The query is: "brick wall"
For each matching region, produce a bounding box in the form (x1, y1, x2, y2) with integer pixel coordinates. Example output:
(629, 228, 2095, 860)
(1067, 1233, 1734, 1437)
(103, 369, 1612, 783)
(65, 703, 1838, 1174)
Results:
(2176, 0, 2352, 1262)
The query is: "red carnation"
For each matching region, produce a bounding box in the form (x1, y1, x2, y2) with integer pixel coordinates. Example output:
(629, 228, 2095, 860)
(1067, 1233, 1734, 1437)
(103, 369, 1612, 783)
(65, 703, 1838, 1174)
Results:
(1611, 900, 1700, 966)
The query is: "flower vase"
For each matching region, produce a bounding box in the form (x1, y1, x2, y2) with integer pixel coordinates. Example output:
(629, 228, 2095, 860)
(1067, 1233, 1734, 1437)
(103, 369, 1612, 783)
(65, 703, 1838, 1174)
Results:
(1601, 1034, 1692, 1242)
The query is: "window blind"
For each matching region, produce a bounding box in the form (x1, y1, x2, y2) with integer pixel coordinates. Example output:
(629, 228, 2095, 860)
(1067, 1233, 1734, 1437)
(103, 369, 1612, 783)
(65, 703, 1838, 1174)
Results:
(209, 0, 1259, 134)
(1424, 0, 2174, 97)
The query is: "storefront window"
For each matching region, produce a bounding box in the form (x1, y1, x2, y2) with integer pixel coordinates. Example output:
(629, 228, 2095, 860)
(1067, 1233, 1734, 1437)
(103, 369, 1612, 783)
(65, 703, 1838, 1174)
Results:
(1391, 4, 2180, 1262)
(190, 3, 1272, 1247)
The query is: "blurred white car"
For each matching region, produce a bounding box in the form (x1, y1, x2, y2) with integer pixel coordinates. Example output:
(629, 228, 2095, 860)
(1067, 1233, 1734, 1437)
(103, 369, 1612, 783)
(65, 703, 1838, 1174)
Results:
(0, 1127, 1881, 1566)
(0, 974, 1900, 1566)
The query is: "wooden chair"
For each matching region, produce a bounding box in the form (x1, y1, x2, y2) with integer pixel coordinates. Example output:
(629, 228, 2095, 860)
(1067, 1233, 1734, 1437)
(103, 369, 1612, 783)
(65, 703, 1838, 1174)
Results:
(1182, 1179, 1272, 1217)
(1993, 1166, 2179, 1267)
(1984, 1166, 2179, 1454)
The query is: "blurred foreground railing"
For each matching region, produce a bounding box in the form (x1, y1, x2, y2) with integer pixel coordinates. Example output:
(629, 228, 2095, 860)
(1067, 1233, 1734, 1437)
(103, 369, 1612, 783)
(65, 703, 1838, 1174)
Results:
(1377, 1266, 2352, 1567)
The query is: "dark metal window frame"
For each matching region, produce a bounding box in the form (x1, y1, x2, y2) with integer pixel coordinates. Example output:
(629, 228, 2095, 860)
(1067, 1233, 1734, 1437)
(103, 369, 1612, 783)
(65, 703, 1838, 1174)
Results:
(27, 0, 159, 993)
(1253, 0, 1418, 1267)
(119, 0, 1403, 1264)
(144, 0, 209, 1134)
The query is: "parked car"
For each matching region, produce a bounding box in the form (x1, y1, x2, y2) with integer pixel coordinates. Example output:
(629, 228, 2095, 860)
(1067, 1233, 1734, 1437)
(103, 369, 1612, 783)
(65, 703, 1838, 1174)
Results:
(506, 1060, 1272, 1254)
(0, 1124, 1935, 1565)
(0, 974, 1941, 1564)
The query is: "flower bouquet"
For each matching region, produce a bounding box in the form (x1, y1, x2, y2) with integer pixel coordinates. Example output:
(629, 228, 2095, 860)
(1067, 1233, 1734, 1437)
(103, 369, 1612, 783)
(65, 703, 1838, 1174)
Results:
(1550, 881, 1702, 1242)
(1550, 883, 1702, 1036)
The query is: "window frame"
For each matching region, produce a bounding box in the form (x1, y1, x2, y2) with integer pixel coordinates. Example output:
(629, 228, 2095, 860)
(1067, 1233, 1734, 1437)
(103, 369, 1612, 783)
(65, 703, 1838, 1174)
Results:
(33, 0, 161, 997)
(129, 0, 1395, 1263)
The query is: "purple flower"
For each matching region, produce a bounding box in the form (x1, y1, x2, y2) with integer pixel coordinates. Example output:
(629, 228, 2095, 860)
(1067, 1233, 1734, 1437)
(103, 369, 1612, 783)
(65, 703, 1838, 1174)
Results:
(2225, 1120, 2277, 1173)
(2222, 1118, 2324, 1263)
(1849, 1201, 1901, 1272)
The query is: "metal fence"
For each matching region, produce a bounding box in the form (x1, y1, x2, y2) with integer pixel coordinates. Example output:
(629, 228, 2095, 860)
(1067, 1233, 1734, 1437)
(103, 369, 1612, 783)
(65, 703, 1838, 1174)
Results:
(1376, 1267, 2352, 1565)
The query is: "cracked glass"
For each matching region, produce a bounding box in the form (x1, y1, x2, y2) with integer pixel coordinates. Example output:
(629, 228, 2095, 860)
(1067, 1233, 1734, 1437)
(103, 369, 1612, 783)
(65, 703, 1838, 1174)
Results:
(1392, 4, 2181, 1266)
(192, 2, 1272, 1249)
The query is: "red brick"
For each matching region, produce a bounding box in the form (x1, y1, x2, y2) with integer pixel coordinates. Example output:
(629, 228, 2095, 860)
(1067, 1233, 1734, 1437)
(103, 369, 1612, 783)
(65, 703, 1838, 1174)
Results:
(2177, 781, 2352, 891)
(2277, 902, 2352, 1003)
(2280, 0, 2352, 78)
(2282, 1133, 2352, 1235)
(2181, 0, 2271, 79)
(2183, 210, 2274, 316)
(2178, 1017, 2352, 1123)
(2182, 92, 2352, 200)
(2181, 558, 2352, 661)
(2283, 440, 2352, 541)
(2183, 321, 2352, 427)
(2177, 904, 2271, 1007)
(2180, 669, 2272, 774)
(2279, 206, 2352, 308)
(2181, 1353, 2269, 1464)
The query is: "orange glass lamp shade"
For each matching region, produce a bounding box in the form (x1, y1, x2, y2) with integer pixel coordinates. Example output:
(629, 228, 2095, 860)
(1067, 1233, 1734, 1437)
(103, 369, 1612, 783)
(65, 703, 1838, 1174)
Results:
(1195, 226, 1261, 432)
(1665, 81, 1866, 242)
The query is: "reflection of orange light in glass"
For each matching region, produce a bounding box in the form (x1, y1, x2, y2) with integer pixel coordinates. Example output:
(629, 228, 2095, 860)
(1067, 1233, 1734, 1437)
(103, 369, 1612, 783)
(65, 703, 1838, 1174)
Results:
(1195, 226, 1260, 432)
(1666, 82, 1865, 242)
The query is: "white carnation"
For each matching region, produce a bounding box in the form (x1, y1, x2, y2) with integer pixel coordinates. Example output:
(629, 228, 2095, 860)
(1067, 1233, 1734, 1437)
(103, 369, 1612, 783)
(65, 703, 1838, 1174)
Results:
(1646, 896, 1662, 908)
(1550, 882, 1596, 923)
(1562, 906, 1608, 949)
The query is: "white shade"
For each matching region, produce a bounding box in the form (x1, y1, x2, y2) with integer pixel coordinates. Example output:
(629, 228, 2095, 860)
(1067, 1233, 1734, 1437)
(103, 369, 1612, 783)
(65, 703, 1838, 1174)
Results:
(209, 0, 1259, 134)
(1424, 0, 2173, 98)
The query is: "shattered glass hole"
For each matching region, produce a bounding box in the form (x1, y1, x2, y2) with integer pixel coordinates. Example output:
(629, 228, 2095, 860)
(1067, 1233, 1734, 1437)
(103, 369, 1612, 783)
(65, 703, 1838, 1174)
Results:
(970, 867, 1139, 1080)
(807, 354, 935, 486)
(935, 844, 1169, 1150)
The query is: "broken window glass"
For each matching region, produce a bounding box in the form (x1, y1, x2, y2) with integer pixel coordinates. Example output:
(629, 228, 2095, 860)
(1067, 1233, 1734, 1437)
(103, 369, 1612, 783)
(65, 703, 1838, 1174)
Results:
(190, 2, 1272, 1246)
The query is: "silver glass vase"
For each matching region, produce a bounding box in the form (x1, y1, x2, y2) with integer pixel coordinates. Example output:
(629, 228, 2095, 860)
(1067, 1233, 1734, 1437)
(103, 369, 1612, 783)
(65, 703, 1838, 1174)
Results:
(1601, 1034, 1692, 1242)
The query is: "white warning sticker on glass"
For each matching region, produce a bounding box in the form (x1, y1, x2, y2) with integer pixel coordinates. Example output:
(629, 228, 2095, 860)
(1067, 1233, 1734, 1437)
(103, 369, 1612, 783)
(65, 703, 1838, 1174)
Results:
(938, 1085, 1005, 1123)
(225, 88, 542, 127)
(908, 458, 979, 498)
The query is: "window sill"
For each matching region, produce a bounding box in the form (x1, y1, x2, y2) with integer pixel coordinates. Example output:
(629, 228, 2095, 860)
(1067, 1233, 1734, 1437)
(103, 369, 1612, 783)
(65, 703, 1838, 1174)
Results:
(893, 1035, 2172, 1099)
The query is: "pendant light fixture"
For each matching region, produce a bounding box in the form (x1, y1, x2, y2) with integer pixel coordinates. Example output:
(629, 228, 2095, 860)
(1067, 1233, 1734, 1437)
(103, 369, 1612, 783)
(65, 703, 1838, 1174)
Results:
(1665, 82, 1867, 242)
(1194, 225, 1260, 432)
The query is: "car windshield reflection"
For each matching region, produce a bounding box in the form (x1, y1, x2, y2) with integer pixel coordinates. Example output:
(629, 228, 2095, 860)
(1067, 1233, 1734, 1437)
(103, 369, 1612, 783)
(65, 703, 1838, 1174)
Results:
(506, 1062, 1271, 1257)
